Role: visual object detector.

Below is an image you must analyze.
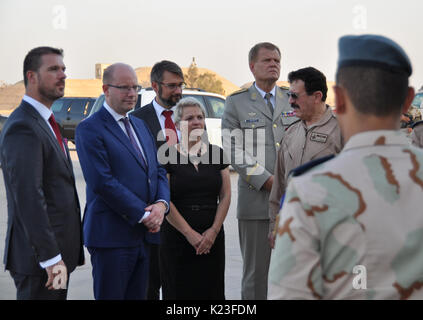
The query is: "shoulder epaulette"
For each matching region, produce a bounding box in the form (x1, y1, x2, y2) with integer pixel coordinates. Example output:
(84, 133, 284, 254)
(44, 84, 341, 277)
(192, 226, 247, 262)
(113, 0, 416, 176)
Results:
(279, 86, 289, 90)
(412, 120, 423, 129)
(289, 154, 335, 177)
(228, 88, 248, 97)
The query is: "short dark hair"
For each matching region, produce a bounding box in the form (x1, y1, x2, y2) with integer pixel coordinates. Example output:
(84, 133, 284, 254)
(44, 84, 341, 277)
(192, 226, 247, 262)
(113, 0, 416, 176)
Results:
(23, 46, 63, 87)
(248, 42, 281, 64)
(288, 67, 328, 102)
(150, 60, 184, 84)
(336, 66, 409, 116)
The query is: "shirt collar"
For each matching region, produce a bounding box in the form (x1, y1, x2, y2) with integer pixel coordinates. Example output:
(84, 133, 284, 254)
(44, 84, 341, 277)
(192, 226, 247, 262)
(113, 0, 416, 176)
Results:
(254, 82, 276, 99)
(103, 101, 127, 122)
(301, 105, 334, 130)
(23, 95, 52, 121)
(343, 130, 410, 152)
(152, 98, 176, 118)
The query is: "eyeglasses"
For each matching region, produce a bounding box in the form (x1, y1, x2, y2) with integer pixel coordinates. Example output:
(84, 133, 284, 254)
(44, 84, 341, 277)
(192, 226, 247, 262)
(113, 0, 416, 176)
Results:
(286, 91, 307, 100)
(107, 84, 142, 92)
(159, 82, 186, 90)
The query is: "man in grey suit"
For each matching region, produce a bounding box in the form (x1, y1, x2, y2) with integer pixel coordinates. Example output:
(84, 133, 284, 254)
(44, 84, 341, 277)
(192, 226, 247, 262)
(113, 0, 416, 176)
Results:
(222, 42, 297, 300)
(0, 47, 84, 300)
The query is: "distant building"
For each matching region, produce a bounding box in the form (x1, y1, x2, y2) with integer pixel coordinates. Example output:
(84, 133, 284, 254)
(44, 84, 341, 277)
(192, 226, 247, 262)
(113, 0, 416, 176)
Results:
(95, 63, 111, 80)
(0, 63, 241, 113)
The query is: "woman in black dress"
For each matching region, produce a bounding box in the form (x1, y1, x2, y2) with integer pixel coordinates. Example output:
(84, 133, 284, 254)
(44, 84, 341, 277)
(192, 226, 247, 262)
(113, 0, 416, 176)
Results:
(160, 97, 231, 300)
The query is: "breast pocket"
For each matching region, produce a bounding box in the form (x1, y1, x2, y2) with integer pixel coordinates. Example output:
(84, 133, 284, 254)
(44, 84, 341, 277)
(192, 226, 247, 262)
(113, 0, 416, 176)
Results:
(279, 115, 298, 128)
(240, 118, 267, 147)
(240, 118, 266, 130)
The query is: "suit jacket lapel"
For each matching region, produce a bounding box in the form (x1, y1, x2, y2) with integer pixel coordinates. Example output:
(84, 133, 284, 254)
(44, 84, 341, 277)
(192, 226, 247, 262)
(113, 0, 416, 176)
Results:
(129, 115, 152, 173)
(249, 85, 273, 120)
(22, 102, 74, 177)
(145, 103, 165, 145)
(100, 107, 147, 172)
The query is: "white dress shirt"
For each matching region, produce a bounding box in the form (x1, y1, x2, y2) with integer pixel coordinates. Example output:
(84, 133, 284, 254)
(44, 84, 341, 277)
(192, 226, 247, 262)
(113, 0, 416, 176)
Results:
(152, 99, 181, 141)
(254, 83, 276, 110)
(103, 102, 147, 162)
(23, 95, 67, 150)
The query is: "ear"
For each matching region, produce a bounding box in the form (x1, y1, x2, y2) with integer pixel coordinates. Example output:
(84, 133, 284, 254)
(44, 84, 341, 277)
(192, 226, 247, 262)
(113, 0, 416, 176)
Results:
(102, 84, 109, 97)
(26, 70, 36, 85)
(401, 87, 416, 114)
(314, 91, 323, 103)
(333, 85, 346, 114)
(151, 81, 159, 93)
(249, 61, 255, 74)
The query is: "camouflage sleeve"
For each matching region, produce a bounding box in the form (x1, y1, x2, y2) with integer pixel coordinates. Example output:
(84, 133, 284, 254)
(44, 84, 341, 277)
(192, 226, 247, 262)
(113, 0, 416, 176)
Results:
(268, 178, 323, 300)
(221, 95, 271, 190)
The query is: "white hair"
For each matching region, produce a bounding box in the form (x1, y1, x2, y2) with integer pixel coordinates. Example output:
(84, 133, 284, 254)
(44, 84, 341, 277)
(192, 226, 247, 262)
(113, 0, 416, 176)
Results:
(174, 97, 206, 124)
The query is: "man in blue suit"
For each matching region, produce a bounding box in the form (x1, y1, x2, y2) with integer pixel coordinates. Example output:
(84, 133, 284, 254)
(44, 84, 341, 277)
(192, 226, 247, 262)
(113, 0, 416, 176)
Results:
(76, 63, 170, 300)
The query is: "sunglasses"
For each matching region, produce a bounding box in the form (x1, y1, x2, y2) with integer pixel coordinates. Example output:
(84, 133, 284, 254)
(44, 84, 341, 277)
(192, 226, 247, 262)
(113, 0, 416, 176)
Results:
(286, 91, 307, 100)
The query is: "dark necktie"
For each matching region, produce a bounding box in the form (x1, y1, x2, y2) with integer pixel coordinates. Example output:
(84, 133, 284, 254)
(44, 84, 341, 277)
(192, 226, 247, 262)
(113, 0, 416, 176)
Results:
(162, 110, 178, 145)
(48, 114, 66, 154)
(120, 117, 147, 170)
(264, 92, 274, 116)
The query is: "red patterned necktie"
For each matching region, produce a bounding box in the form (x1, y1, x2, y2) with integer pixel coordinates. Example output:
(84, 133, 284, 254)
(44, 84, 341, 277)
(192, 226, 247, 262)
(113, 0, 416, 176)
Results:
(48, 114, 65, 154)
(162, 110, 178, 145)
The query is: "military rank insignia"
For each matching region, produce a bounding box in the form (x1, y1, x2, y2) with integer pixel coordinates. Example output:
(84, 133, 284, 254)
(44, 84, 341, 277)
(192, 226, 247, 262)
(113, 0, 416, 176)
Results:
(281, 111, 296, 117)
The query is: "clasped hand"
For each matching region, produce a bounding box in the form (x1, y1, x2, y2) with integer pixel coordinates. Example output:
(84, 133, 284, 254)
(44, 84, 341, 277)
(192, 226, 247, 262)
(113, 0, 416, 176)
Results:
(143, 202, 166, 233)
(186, 227, 218, 255)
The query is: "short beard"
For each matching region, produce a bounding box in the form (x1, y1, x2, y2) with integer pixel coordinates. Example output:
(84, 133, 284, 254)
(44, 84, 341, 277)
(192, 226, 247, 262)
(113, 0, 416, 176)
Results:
(158, 86, 182, 108)
(37, 75, 64, 103)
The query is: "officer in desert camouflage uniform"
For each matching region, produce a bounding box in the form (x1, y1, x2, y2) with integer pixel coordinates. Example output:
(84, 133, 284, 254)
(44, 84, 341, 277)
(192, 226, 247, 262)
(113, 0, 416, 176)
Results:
(268, 34, 423, 299)
(268, 67, 343, 248)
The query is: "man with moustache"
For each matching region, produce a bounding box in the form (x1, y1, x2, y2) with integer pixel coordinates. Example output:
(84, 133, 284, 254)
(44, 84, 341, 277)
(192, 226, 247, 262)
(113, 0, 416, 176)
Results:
(76, 63, 169, 300)
(131, 60, 184, 300)
(268, 34, 422, 300)
(0, 46, 84, 300)
(222, 42, 297, 299)
(268, 67, 343, 248)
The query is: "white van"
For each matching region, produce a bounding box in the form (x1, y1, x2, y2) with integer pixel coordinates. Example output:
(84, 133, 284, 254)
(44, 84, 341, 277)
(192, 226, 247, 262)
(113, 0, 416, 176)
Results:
(89, 87, 225, 147)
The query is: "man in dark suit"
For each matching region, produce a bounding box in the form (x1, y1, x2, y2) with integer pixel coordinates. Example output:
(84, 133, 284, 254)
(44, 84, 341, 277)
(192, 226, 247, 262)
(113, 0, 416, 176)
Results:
(0, 46, 84, 300)
(76, 63, 170, 300)
(131, 60, 184, 300)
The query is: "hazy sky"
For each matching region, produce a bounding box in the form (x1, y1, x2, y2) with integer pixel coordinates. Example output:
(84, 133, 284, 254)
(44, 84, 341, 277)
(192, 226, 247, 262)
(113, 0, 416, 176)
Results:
(0, 0, 422, 90)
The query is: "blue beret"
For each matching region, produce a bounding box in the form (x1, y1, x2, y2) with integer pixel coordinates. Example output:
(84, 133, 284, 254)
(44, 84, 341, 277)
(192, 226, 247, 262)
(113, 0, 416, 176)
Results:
(337, 34, 412, 76)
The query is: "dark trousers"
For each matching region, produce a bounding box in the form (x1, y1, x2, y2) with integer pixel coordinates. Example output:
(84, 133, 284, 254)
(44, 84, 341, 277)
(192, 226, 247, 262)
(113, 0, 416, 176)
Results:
(10, 271, 68, 300)
(88, 246, 149, 300)
(147, 243, 161, 300)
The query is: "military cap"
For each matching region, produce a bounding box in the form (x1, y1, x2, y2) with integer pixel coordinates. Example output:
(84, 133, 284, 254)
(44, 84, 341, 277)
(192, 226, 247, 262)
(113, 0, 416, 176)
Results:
(337, 34, 412, 76)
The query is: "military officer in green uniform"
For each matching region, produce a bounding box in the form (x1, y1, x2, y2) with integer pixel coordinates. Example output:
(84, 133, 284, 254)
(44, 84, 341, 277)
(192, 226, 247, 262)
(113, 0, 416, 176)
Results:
(222, 42, 297, 300)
